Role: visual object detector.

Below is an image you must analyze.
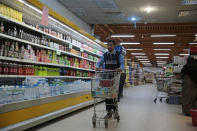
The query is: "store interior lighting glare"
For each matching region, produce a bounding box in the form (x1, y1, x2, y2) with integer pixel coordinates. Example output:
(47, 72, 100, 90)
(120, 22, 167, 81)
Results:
(145, 7, 153, 13)
(111, 34, 135, 38)
(153, 42, 175, 45)
(151, 34, 176, 37)
(120, 42, 140, 45)
(154, 53, 170, 56)
(154, 49, 171, 51)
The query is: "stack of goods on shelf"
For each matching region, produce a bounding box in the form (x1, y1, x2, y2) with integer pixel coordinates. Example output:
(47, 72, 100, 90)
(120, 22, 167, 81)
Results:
(144, 73, 154, 83)
(0, 3, 23, 22)
(173, 56, 187, 73)
(0, 78, 91, 105)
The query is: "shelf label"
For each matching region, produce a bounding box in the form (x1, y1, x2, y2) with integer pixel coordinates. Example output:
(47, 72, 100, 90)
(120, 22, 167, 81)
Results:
(56, 50, 61, 55)
(80, 48, 84, 52)
(69, 43, 72, 49)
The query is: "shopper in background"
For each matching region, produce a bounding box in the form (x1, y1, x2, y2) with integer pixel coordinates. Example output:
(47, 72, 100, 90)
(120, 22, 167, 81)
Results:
(181, 57, 197, 115)
(96, 39, 125, 118)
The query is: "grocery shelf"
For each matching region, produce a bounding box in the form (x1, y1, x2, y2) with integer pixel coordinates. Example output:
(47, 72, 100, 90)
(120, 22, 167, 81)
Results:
(0, 56, 96, 72)
(0, 33, 98, 63)
(0, 14, 102, 57)
(0, 75, 92, 79)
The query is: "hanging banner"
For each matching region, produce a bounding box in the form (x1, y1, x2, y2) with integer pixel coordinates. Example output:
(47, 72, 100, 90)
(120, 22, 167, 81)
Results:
(41, 6, 49, 26)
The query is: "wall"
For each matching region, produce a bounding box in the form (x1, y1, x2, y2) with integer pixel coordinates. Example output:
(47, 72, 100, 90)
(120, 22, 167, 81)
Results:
(39, 0, 91, 34)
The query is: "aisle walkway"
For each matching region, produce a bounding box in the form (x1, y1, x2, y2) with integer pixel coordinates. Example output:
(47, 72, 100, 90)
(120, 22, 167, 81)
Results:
(30, 84, 196, 131)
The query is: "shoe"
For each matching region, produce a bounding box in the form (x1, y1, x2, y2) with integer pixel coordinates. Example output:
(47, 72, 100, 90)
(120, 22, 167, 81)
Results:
(104, 112, 112, 119)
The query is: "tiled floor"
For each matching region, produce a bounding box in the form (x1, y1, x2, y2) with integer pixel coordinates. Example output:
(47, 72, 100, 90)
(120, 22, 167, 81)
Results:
(29, 84, 197, 131)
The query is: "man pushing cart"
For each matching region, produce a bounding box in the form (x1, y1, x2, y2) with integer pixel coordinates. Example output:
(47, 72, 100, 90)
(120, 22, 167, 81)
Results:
(94, 40, 125, 128)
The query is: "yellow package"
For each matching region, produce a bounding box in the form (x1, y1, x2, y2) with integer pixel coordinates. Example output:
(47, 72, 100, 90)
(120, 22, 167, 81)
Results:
(2, 5, 6, 16)
(13, 10, 16, 20)
(20, 12, 23, 22)
(10, 8, 13, 19)
(0, 4, 2, 15)
(6, 7, 10, 17)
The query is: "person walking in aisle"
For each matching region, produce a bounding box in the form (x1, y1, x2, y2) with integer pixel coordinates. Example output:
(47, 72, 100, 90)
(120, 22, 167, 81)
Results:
(96, 39, 125, 118)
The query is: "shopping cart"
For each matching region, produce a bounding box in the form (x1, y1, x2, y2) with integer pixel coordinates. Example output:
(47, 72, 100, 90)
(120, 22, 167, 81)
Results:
(91, 70, 121, 128)
(154, 77, 171, 103)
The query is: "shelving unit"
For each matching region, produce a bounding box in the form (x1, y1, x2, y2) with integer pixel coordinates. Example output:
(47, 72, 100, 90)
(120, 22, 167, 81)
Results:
(0, 1, 106, 130)
(0, 56, 96, 72)
(0, 14, 102, 57)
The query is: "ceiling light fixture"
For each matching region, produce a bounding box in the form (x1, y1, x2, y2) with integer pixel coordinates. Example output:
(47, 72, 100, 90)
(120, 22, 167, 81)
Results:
(111, 34, 135, 38)
(145, 7, 153, 13)
(189, 42, 197, 44)
(153, 42, 174, 45)
(156, 57, 169, 59)
(131, 53, 145, 55)
(120, 42, 140, 45)
(154, 53, 170, 56)
(135, 56, 148, 58)
(138, 59, 149, 60)
(154, 49, 171, 51)
(127, 49, 143, 51)
(140, 61, 150, 63)
(179, 54, 190, 56)
(151, 34, 176, 37)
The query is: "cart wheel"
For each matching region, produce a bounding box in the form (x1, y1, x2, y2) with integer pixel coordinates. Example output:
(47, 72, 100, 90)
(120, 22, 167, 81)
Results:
(93, 121, 96, 128)
(105, 120, 108, 128)
(117, 116, 120, 123)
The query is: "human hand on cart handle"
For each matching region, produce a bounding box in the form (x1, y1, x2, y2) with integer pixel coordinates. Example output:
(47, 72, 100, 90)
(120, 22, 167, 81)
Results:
(115, 68, 122, 72)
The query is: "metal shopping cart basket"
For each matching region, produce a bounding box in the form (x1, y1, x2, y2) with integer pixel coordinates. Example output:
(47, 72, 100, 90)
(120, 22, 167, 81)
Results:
(154, 77, 171, 103)
(91, 71, 121, 128)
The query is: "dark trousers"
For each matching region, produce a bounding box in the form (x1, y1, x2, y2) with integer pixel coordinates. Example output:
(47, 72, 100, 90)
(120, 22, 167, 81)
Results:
(118, 73, 126, 99)
(105, 98, 117, 111)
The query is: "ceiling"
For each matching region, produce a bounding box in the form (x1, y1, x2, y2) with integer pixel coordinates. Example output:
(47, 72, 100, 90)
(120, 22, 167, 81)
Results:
(94, 23, 197, 66)
(58, 0, 197, 67)
(58, 0, 197, 24)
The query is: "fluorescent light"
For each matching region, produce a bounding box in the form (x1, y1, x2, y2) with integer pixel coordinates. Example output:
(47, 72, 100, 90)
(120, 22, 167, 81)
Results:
(156, 57, 169, 59)
(135, 56, 148, 58)
(132, 17, 136, 21)
(183, 48, 189, 50)
(153, 42, 174, 45)
(154, 53, 170, 56)
(145, 7, 153, 13)
(189, 42, 197, 44)
(103, 42, 107, 44)
(131, 53, 145, 55)
(154, 49, 171, 51)
(120, 42, 140, 45)
(111, 34, 135, 38)
(138, 59, 149, 60)
(151, 34, 176, 37)
(157, 61, 167, 63)
(127, 49, 143, 51)
(140, 61, 150, 63)
(180, 54, 189, 56)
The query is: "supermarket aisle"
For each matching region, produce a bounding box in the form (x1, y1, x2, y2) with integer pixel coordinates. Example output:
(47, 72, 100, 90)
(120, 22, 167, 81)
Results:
(29, 84, 196, 131)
